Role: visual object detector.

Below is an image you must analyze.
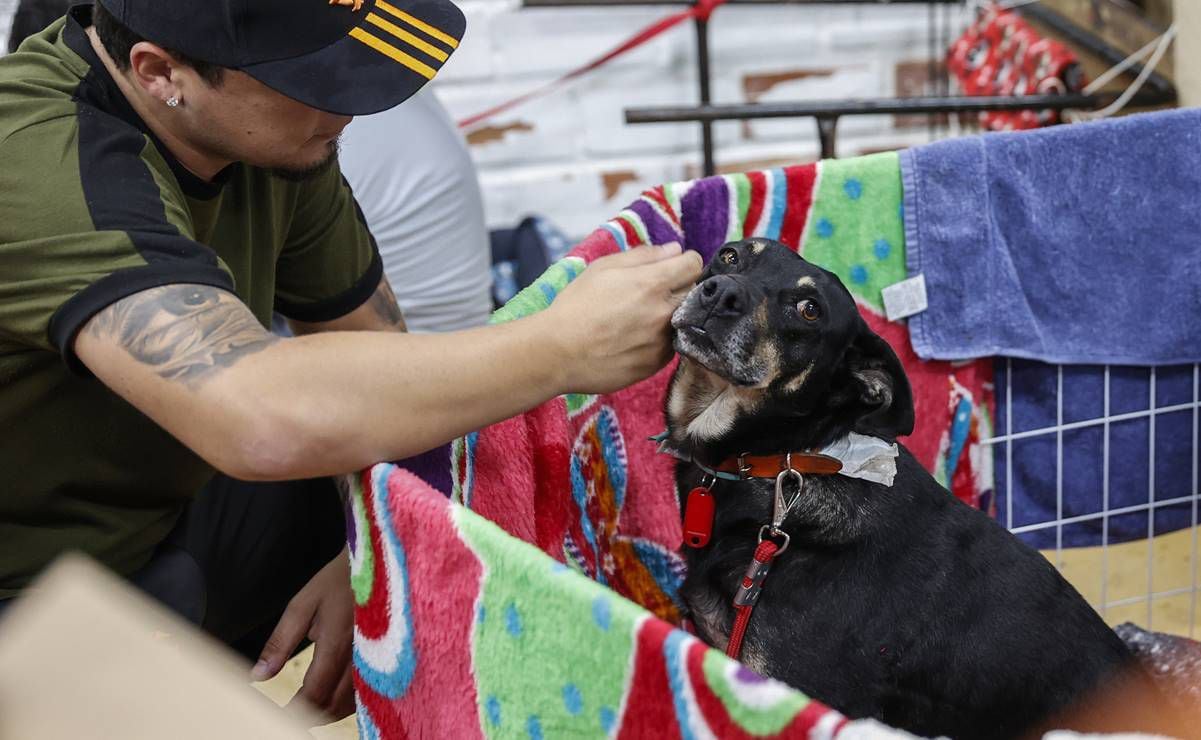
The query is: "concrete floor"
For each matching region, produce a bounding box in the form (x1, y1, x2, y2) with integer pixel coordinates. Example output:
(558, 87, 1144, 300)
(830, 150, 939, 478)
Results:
(258, 526, 1200, 739)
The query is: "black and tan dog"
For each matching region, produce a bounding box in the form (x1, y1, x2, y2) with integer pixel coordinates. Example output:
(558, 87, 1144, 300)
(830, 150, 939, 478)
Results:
(663, 238, 1165, 739)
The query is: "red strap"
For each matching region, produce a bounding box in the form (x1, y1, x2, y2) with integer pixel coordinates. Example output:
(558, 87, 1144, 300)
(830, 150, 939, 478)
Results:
(692, 0, 724, 21)
(458, 0, 728, 129)
(725, 539, 779, 660)
(727, 604, 754, 659)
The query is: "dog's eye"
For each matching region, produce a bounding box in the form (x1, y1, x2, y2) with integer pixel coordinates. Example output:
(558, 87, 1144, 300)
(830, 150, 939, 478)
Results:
(799, 299, 821, 321)
(718, 248, 738, 266)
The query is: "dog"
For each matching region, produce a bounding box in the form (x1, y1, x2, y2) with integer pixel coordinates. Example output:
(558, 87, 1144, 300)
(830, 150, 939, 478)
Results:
(663, 238, 1164, 739)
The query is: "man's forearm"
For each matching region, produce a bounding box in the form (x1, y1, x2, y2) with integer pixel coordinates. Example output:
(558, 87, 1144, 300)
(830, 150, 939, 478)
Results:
(76, 245, 699, 481)
(221, 313, 566, 478)
(76, 282, 571, 480)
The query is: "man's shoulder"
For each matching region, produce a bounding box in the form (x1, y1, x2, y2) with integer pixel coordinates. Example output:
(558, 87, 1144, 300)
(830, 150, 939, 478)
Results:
(0, 96, 179, 246)
(0, 19, 90, 146)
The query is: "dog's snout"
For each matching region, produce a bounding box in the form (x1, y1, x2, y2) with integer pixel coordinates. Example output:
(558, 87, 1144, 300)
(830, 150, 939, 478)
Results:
(698, 275, 746, 316)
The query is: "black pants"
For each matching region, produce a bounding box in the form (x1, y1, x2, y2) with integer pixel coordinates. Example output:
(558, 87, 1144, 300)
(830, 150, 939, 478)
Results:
(89, 475, 346, 662)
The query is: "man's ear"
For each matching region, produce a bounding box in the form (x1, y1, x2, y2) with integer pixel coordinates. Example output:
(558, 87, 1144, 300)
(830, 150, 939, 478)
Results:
(844, 327, 914, 440)
(127, 42, 182, 102)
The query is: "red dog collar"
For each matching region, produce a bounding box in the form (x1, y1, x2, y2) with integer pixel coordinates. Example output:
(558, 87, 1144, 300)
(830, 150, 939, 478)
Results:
(711, 451, 842, 479)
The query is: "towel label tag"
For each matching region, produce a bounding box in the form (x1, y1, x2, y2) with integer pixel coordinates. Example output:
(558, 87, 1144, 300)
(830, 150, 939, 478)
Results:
(882, 274, 927, 321)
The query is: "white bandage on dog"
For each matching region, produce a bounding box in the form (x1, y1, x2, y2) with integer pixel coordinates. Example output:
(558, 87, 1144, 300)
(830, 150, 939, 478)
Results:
(819, 433, 899, 487)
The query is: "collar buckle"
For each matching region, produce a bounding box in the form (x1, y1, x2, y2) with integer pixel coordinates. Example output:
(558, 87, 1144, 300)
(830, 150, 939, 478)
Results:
(737, 454, 752, 479)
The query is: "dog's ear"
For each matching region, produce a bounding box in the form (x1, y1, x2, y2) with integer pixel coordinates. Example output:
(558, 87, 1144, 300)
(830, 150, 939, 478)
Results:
(843, 327, 915, 440)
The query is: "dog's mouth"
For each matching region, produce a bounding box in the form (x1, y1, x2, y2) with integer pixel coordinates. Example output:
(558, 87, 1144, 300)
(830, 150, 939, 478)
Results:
(672, 323, 711, 354)
(672, 323, 725, 374)
(671, 297, 708, 350)
(672, 323, 768, 388)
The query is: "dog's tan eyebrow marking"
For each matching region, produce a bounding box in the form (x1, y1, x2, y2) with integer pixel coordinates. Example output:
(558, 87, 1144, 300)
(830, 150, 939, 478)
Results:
(795, 277, 817, 289)
(783, 360, 815, 394)
(751, 241, 766, 255)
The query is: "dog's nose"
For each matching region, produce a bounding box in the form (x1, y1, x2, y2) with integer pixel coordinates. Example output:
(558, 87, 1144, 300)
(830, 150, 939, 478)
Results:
(698, 275, 746, 316)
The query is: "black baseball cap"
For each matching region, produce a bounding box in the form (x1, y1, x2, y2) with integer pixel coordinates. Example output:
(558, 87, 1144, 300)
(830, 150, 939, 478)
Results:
(95, 0, 466, 116)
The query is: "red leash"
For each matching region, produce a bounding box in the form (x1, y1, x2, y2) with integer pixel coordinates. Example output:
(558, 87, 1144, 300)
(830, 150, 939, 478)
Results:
(726, 538, 782, 659)
(677, 451, 829, 662)
(724, 464, 804, 661)
(458, 0, 727, 130)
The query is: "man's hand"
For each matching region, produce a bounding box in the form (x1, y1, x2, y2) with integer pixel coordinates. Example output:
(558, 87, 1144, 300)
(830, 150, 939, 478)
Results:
(251, 548, 355, 723)
(542, 242, 703, 395)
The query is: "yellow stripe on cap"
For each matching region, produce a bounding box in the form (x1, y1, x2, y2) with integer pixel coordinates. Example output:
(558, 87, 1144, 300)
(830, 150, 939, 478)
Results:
(348, 27, 436, 78)
(365, 12, 449, 62)
(375, 0, 460, 49)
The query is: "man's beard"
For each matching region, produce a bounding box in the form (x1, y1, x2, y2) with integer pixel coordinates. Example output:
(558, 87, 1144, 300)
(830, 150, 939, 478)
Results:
(270, 137, 340, 182)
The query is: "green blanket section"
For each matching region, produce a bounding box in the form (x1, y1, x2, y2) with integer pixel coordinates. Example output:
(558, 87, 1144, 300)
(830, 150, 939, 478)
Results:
(801, 152, 906, 314)
(456, 506, 641, 739)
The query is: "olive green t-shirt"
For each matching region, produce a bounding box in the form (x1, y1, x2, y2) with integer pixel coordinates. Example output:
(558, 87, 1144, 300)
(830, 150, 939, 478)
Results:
(0, 7, 382, 597)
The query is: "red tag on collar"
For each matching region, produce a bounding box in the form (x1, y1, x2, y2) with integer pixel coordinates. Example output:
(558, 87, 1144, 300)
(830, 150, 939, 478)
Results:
(683, 487, 715, 548)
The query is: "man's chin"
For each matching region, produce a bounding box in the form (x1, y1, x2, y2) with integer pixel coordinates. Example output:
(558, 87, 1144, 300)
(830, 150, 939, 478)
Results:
(269, 139, 340, 182)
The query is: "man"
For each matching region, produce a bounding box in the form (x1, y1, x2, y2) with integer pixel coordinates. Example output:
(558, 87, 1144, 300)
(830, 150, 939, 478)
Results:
(0, 0, 700, 721)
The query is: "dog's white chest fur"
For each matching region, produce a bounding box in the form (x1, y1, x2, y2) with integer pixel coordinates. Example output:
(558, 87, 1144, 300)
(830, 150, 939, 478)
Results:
(669, 360, 764, 443)
(684, 385, 743, 440)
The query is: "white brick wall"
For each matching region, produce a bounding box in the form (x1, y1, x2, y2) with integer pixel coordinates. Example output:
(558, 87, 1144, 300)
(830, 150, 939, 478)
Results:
(0, 1, 969, 239)
(439, 1, 971, 238)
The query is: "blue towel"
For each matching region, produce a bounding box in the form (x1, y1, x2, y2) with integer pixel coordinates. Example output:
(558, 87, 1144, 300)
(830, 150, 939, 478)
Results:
(900, 109, 1201, 365)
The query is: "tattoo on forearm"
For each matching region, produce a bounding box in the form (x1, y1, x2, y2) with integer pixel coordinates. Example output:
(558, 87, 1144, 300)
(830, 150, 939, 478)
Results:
(367, 279, 406, 331)
(85, 285, 279, 388)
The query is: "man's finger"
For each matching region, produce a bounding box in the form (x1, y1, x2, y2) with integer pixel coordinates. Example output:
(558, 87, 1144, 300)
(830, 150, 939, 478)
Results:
(643, 251, 704, 293)
(251, 601, 313, 682)
(591, 242, 682, 271)
(290, 633, 350, 712)
(327, 666, 357, 720)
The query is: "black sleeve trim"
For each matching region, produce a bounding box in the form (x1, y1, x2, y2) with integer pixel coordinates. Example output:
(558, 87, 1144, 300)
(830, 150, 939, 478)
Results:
(48, 263, 236, 376)
(274, 248, 383, 324)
